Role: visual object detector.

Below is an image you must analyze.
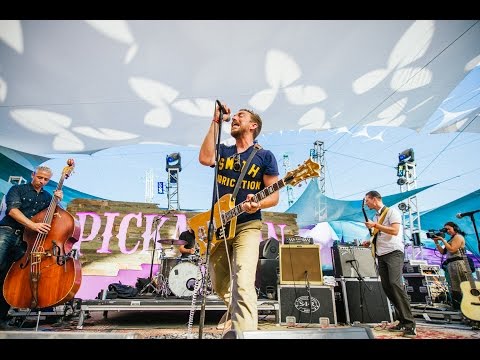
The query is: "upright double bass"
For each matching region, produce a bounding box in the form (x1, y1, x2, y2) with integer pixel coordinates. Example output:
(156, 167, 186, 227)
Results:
(3, 159, 82, 309)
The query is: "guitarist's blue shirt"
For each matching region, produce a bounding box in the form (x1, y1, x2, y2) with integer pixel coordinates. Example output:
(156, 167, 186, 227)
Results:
(217, 143, 279, 225)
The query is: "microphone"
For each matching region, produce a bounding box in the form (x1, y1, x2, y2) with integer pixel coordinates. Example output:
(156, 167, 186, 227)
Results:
(216, 99, 231, 122)
(456, 209, 480, 218)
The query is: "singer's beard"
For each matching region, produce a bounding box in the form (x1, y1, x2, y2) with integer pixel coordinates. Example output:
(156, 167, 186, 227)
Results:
(230, 125, 247, 139)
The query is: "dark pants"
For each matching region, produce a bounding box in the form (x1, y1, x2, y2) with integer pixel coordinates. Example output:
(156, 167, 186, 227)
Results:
(0, 226, 26, 320)
(377, 250, 415, 329)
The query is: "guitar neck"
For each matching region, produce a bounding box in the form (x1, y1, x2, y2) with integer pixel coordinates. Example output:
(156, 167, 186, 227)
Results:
(223, 178, 287, 224)
(362, 201, 373, 236)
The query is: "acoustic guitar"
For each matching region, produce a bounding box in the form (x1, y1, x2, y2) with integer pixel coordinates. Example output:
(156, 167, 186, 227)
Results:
(188, 158, 320, 258)
(459, 248, 480, 321)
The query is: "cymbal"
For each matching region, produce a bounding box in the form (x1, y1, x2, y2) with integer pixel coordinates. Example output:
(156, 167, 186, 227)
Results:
(156, 239, 187, 245)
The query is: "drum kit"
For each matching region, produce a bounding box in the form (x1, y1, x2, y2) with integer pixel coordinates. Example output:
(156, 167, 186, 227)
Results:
(141, 238, 211, 298)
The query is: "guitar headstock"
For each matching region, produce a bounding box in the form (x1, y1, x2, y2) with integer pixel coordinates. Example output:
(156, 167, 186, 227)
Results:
(63, 158, 75, 179)
(285, 158, 320, 186)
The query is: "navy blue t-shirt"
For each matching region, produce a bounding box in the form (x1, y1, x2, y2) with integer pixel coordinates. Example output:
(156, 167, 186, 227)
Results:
(217, 143, 279, 225)
(0, 183, 52, 230)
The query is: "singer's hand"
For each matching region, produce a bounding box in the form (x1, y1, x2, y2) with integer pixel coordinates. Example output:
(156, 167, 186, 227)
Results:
(213, 101, 231, 123)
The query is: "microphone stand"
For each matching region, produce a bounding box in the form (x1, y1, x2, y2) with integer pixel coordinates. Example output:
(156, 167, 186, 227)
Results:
(198, 105, 225, 339)
(141, 213, 167, 295)
(347, 259, 372, 324)
(466, 213, 480, 253)
(305, 271, 312, 325)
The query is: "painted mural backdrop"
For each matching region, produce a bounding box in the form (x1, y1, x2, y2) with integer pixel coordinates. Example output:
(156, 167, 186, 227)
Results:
(67, 199, 299, 299)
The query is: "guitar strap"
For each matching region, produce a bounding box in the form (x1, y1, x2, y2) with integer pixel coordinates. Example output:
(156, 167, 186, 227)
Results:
(371, 206, 389, 257)
(232, 143, 262, 202)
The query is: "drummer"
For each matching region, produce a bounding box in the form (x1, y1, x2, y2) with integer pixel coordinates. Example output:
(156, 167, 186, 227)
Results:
(178, 230, 197, 260)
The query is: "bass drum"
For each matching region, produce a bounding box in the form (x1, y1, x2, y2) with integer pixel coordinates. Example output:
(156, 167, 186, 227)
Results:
(168, 262, 202, 298)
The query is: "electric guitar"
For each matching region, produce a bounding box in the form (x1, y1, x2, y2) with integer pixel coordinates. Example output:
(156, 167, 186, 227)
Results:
(362, 198, 375, 256)
(188, 158, 320, 258)
(459, 248, 480, 321)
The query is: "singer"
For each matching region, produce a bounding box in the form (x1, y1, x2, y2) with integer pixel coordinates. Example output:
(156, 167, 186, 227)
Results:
(196, 100, 279, 334)
(432, 221, 471, 310)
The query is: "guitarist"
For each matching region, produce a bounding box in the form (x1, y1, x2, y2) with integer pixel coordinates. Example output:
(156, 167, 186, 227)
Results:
(362, 190, 416, 338)
(432, 221, 470, 310)
(0, 165, 63, 330)
(196, 101, 279, 334)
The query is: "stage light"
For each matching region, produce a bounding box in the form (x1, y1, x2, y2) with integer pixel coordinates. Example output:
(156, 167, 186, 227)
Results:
(166, 152, 182, 172)
(397, 177, 407, 186)
(398, 202, 409, 212)
(398, 148, 414, 163)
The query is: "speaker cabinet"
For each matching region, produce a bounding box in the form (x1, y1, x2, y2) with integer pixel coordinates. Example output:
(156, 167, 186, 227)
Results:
(278, 285, 336, 325)
(334, 278, 393, 324)
(259, 237, 279, 259)
(255, 259, 279, 299)
(331, 245, 378, 278)
(279, 244, 322, 285)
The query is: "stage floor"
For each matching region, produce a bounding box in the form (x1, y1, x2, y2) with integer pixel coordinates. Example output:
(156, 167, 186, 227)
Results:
(2, 297, 479, 341)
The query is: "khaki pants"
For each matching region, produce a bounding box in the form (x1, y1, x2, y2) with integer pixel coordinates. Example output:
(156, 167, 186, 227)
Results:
(209, 220, 262, 332)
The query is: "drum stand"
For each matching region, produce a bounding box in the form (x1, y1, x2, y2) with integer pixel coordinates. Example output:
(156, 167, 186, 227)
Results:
(155, 253, 171, 298)
(141, 246, 167, 295)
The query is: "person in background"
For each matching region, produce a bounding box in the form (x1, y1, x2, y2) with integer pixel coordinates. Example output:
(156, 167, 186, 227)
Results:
(362, 190, 416, 338)
(194, 101, 279, 335)
(178, 230, 197, 259)
(0, 166, 63, 330)
(432, 221, 469, 310)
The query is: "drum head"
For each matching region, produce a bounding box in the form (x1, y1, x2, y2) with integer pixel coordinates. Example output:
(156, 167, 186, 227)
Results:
(168, 262, 201, 298)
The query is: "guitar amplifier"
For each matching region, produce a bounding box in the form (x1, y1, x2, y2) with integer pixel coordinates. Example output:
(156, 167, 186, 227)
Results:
(285, 236, 314, 245)
(331, 245, 378, 278)
(279, 244, 322, 285)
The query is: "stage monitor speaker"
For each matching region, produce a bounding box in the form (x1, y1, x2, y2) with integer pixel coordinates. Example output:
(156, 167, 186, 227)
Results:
(279, 244, 322, 285)
(236, 326, 373, 339)
(255, 259, 279, 299)
(259, 237, 279, 259)
(334, 278, 393, 324)
(331, 245, 378, 278)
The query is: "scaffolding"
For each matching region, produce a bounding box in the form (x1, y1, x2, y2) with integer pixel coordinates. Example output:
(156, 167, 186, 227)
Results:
(144, 169, 154, 203)
(165, 153, 181, 211)
(310, 141, 326, 221)
(167, 169, 179, 210)
(396, 150, 423, 260)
